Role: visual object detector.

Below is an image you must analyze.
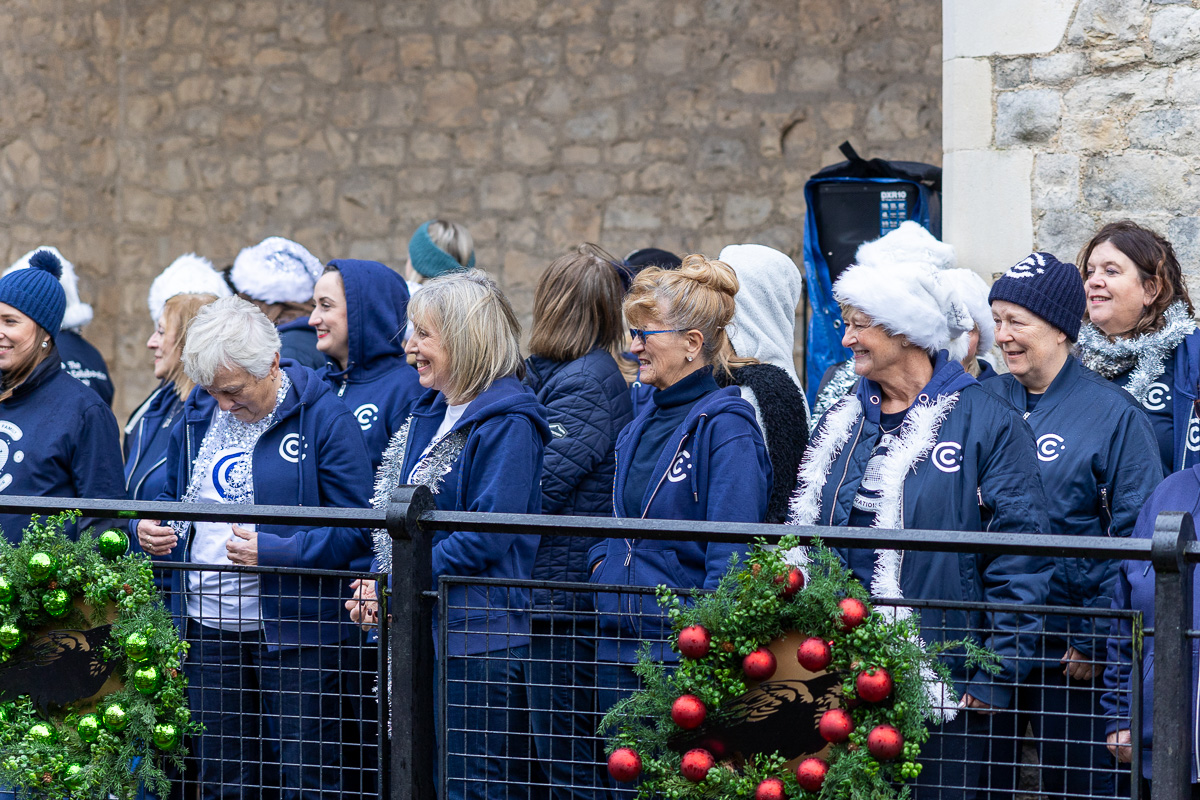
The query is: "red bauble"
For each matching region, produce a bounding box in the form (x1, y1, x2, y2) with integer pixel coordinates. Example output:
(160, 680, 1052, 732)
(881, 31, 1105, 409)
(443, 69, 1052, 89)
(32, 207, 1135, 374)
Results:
(607, 748, 642, 782)
(867, 724, 904, 761)
(819, 708, 854, 743)
(671, 694, 707, 730)
(678, 624, 712, 659)
(680, 748, 715, 782)
(856, 667, 893, 702)
(742, 647, 778, 681)
(796, 636, 833, 672)
(838, 597, 868, 631)
(774, 568, 805, 597)
(795, 757, 829, 792)
(755, 776, 787, 800)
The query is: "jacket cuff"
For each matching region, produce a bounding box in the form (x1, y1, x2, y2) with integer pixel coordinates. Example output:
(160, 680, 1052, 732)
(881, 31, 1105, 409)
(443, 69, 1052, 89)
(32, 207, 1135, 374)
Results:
(256, 532, 296, 568)
(966, 672, 1014, 709)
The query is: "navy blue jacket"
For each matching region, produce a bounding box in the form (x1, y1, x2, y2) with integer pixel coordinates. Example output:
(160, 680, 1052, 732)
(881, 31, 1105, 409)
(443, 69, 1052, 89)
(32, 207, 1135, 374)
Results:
(0, 349, 125, 543)
(277, 317, 325, 370)
(818, 354, 1053, 708)
(139, 362, 374, 650)
(315, 259, 423, 472)
(1152, 330, 1200, 474)
(58, 329, 113, 407)
(984, 356, 1163, 664)
(123, 382, 185, 502)
(387, 376, 550, 656)
(524, 349, 633, 614)
(590, 381, 772, 662)
(1103, 466, 1200, 781)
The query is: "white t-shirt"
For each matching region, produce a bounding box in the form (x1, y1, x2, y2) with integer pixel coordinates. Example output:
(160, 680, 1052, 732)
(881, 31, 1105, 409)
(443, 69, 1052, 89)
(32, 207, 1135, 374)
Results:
(185, 445, 262, 632)
(408, 401, 470, 483)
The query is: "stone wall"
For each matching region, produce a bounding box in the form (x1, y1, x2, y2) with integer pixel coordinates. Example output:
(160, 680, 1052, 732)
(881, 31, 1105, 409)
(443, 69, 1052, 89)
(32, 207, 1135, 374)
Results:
(0, 0, 942, 417)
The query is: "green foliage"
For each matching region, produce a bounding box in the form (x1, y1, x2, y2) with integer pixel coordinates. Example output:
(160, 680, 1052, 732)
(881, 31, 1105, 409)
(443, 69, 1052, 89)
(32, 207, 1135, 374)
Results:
(0, 512, 200, 799)
(600, 536, 998, 800)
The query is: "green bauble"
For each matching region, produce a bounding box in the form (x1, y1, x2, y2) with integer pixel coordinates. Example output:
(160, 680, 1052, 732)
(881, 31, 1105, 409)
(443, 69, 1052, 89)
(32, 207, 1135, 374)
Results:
(102, 704, 127, 732)
(123, 632, 151, 663)
(0, 623, 23, 650)
(97, 529, 129, 559)
(42, 588, 70, 618)
(28, 723, 54, 743)
(27, 552, 56, 582)
(64, 763, 84, 787)
(174, 706, 191, 726)
(152, 722, 179, 750)
(0, 576, 12, 603)
(132, 665, 161, 694)
(76, 714, 101, 743)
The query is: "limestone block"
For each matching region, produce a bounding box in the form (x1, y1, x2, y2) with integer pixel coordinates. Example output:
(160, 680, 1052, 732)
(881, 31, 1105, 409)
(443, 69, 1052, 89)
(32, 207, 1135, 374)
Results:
(1067, 0, 1146, 45)
(25, 191, 58, 225)
(573, 170, 617, 197)
(279, 1, 327, 45)
(788, 55, 841, 93)
(1149, 5, 1200, 63)
(480, 172, 525, 210)
(1082, 152, 1194, 214)
(1062, 70, 1168, 115)
(337, 175, 394, 236)
(644, 34, 688, 75)
(724, 194, 773, 229)
(944, 0, 1076, 58)
(944, 57, 993, 151)
(398, 34, 437, 69)
(455, 130, 496, 163)
(328, 5, 376, 41)
(1035, 209, 1095, 258)
(608, 141, 645, 165)
(1059, 114, 1126, 152)
(1170, 62, 1200, 104)
(395, 167, 448, 195)
(543, 199, 602, 249)
(1033, 153, 1080, 210)
(3, 140, 40, 189)
(604, 195, 662, 230)
(996, 89, 1061, 146)
(731, 59, 778, 94)
(420, 72, 479, 127)
(697, 137, 747, 171)
(501, 119, 554, 165)
(1031, 52, 1086, 84)
(463, 33, 520, 73)
(361, 133, 406, 167)
(668, 191, 717, 229)
(565, 108, 620, 142)
(943, 149, 1035, 275)
(490, 0, 538, 23)
(122, 186, 174, 230)
(348, 38, 398, 82)
(1128, 108, 1199, 152)
(562, 146, 601, 165)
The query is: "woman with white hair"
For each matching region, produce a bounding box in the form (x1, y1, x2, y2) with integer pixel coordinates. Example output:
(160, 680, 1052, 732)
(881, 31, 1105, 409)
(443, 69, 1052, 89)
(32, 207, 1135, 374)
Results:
(133, 295, 373, 799)
(788, 222, 1053, 799)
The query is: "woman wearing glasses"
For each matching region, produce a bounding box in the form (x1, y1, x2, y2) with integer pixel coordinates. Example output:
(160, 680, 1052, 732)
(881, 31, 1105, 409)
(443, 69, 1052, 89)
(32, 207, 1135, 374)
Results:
(588, 254, 772, 755)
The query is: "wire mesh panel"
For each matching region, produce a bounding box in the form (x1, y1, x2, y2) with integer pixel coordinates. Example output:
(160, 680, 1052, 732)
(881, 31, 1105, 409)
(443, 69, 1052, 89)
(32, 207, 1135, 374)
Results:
(436, 577, 1144, 800)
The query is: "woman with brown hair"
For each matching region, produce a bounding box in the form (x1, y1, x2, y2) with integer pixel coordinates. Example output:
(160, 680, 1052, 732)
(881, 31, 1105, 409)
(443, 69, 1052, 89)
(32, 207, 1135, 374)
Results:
(1075, 220, 1200, 474)
(522, 244, 634, 797)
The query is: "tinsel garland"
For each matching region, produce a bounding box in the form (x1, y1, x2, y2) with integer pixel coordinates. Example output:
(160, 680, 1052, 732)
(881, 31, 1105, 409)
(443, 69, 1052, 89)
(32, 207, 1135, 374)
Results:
(1076, 301, 1196, 404)
(809, 360, 858, 430)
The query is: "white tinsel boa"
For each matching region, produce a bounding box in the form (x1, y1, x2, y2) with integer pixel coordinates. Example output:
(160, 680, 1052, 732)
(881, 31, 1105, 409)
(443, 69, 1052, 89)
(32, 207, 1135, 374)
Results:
(1076, 301, 1196, 404)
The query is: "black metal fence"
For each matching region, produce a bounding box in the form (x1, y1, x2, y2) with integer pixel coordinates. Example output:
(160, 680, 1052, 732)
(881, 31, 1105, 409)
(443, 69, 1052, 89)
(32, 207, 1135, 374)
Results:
(0, 493, 1193, 800)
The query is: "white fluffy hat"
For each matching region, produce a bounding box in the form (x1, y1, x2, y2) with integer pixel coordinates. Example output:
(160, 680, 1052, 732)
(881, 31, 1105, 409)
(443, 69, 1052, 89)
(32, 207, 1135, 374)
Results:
(229, 236, 323, 304)
(147, 253, 232, 324)
(937, 268, 996, 356)
(718, 243, 803, 387)
(5, 246, 92, 331)
(834, 222, 974, 361)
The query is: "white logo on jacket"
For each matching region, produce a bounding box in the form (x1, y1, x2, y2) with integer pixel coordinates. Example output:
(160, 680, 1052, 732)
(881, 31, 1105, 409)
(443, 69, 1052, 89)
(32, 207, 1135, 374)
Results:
(932, 442, 963, 473)
(1144, 382, 1171, 412)
(1187, 417, 1200, 453)
(0, 421, 24, 492)
(278, 433, 308, 463)
(1037, 434, 1066, 461)
(354, 403, 380, 431)
(667, 449, 693, 483)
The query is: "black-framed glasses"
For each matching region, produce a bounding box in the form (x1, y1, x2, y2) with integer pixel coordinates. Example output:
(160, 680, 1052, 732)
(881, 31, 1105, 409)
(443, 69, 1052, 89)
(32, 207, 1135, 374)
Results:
(629, 327, 687, 344)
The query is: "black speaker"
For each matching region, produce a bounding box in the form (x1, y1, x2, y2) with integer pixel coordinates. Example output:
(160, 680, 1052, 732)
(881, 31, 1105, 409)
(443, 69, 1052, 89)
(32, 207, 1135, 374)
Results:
(811, 182, 919, 285)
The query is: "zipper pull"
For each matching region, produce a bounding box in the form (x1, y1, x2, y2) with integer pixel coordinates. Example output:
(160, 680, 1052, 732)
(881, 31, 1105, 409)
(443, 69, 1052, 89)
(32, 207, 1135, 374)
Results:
(624, 539, 632, 567)
(338, 382, 347, 397)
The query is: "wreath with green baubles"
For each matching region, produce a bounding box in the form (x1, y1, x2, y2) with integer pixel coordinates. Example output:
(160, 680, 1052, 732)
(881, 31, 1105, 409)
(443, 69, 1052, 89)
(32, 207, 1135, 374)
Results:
(0, 512, 199, 798)
(599, 537, 998, 800)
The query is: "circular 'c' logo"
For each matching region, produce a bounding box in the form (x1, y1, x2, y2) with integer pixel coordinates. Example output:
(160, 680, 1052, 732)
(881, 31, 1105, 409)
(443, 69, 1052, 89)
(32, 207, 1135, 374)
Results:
(1144, 382, 1171, 412)
(354, 403, 380, 431)
(1187, 418, 1200, 453)
(279, 433, 307, 463)
(932, 442, 963, 473)
(1037, 434, 1066, 462)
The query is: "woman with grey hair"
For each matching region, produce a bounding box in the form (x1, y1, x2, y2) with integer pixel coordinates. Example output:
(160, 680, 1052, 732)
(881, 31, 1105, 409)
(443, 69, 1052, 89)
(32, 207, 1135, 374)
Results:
(133, 295, 373, 799)
(352, 269, 549, 800)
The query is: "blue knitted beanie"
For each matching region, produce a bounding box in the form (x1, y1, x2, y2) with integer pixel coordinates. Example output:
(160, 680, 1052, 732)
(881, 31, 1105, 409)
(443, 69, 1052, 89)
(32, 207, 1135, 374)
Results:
(408, 220, 475, 279)
(988, 252, 1085, 341)
(0, 249, 66, 339)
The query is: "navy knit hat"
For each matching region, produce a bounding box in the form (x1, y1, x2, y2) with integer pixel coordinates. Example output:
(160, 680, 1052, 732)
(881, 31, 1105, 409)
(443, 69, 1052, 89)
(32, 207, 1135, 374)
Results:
(0, 250, 66, 339)
(988, 252, 1085, 341)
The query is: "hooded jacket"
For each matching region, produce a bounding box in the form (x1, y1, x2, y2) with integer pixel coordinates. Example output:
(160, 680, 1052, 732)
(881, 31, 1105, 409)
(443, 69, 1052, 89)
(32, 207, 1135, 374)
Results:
(123, 382, 185, 502)
(983, 356, 1163, 664)
(0, 348, 125, 543)
(1135, 329, 1200, 475)
(315, 259, 423, 471)
(523, 349, 634, 613)
(718, 243, 805, 388)
(589, 382, 772, 662)
(386, 375, 550, 656)
(1103, 465, 1200, 782)
(807, 354, 1053, 708)
(277, 317, 325, 370)
(138, 362, 374, 649)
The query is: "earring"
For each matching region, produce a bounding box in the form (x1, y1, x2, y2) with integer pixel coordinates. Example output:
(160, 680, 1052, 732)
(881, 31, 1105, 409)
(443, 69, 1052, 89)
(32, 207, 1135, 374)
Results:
(40, 341, 48, 349)
(687, 355, 694, 362)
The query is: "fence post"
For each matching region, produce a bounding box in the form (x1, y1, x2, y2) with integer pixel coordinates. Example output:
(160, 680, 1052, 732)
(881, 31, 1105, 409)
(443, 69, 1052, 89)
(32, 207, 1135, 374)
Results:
(1151, 510, 1194, 800)
(387, 484, 436, 800)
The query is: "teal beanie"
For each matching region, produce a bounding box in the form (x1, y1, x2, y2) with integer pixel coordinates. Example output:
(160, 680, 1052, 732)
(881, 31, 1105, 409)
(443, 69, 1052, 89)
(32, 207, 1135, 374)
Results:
(408, 221, 475, 279)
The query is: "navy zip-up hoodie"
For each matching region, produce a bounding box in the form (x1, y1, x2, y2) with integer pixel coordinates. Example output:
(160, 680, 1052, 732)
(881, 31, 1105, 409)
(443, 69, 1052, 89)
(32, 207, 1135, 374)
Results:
(589, 377, 771, 663)
(124, 382, 185, 502)
(315, 259, 423, 471)
(0, 348, 126, 542)
(524, 349, 633, 614)
(821, 354, 1053, 708)
(138, 362, 374, 649)
(1103, 465, 1200, 782)
(984, 356, 1163, 664)
(387, 375, 550, 656)
(277, 317, 325, 370)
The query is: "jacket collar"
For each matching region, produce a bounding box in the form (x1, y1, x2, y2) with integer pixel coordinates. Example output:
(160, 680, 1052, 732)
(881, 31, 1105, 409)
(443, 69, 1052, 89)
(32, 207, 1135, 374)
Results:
(5, 345, 63, 402)
(1003, 353, 1079, 417)
(857, 351, 975, 425)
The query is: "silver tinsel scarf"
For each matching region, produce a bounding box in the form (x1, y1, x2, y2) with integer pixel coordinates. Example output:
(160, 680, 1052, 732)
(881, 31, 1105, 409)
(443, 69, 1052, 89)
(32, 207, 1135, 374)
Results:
(1076, 301, 1196, 404)
(809, 360, 858, 430)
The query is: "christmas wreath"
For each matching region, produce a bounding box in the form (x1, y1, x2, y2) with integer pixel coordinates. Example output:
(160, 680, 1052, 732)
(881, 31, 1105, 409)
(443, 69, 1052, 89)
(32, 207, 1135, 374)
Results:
(0, 512, 199, 798)
(599, 537, 998, 799)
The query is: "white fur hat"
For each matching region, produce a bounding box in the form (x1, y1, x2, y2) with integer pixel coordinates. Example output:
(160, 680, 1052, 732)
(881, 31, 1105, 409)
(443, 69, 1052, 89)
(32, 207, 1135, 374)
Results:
(147, 253, 232, 324)
(5, 246, 92, 331)
(937, 268, 996, 356)
(835, 222, 974, 361)
(229, 236, 323, 304)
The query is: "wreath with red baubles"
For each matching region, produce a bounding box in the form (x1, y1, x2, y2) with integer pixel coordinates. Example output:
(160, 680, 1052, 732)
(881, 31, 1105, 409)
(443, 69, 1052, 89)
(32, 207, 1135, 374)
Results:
(599, 537, 997, 799)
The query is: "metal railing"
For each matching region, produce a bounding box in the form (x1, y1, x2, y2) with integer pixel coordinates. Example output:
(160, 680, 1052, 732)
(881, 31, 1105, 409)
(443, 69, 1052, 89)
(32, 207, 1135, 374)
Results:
(0, 492, 1193, 800)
